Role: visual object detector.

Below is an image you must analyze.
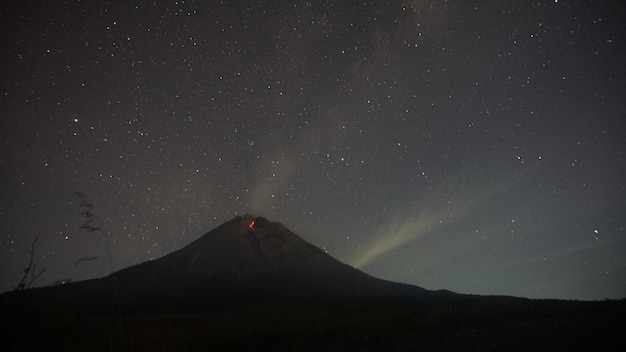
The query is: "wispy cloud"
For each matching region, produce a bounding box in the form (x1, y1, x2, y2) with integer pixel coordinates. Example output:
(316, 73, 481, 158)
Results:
(350, 176, 502, 269)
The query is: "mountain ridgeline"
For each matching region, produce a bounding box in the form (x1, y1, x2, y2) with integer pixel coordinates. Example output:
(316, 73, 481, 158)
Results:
(3, 215, 434, 315)
(109, 214, 433, 311)
(2, 214, 625, 351)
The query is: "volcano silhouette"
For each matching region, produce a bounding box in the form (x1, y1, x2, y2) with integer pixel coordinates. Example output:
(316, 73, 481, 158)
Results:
(4, 215, 625, 351)
(13, 214, 429, 314)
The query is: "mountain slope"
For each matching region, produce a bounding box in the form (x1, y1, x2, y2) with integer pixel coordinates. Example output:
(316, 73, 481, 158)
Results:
(4, 215, 624, 351)
(2, 214, 429, 315)
(109, 214, 428, 311)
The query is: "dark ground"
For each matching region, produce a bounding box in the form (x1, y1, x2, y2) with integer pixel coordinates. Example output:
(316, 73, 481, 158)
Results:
(2, 295, 625, 351)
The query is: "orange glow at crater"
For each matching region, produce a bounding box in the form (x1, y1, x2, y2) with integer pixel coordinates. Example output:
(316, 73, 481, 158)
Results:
(248, 219, 255, 230)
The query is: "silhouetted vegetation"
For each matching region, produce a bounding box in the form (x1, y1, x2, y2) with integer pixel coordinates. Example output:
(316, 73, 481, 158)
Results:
(15, 237, 46, 291)
(74, 191, 114, 273)
(74, 191, 125, 349)
(74, 256, 100, 266)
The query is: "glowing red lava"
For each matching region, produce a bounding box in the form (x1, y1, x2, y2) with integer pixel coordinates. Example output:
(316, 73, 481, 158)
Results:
(248, 219, 255, 230)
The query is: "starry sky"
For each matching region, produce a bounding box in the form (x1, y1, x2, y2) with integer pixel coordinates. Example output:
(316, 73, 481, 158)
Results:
(1, 1, 625, 300)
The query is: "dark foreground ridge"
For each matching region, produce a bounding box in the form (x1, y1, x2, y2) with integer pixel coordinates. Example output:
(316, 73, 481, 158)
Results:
(2, 214, 625, 351)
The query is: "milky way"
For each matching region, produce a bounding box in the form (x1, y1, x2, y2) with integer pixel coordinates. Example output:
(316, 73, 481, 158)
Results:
(1, 1, 625, 300)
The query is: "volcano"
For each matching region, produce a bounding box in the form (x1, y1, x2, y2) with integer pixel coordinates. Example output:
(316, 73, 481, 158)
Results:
(107, 214, 431, 311)
(2, 215, 625, 351)
(3, 214, 430, 315)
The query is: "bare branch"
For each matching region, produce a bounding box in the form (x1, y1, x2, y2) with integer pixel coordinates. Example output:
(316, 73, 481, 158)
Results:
(74, 256, 100, 266)
(15, 237, 45, 291)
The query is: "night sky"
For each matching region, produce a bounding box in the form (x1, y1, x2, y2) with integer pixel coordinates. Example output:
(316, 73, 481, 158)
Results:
(1, 1, 625, 300)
